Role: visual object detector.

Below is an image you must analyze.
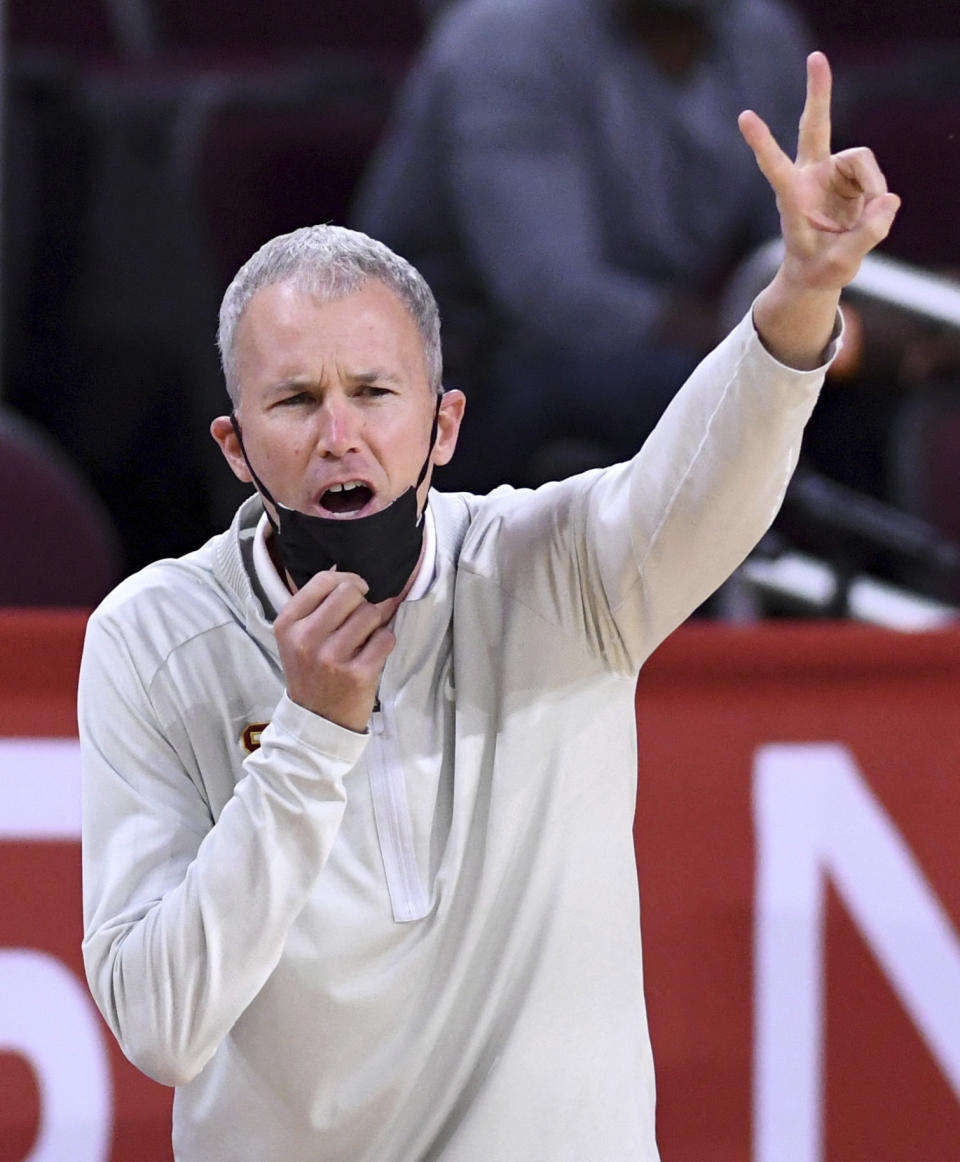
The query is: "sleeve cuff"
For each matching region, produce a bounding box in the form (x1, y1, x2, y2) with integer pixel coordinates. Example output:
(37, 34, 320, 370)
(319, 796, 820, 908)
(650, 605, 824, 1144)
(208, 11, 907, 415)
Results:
(263, 692, 371, 766)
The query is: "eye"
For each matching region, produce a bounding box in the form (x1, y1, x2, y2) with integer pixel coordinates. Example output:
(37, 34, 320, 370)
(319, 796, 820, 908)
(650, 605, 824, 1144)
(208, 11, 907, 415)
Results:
(276, 391, 312, 407)
(356, 384, 394, 399)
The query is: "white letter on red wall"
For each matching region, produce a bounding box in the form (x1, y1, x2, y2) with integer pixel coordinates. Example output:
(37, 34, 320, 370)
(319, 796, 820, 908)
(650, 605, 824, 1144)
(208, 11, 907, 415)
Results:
(753, 743, 960, 1162)
(0, 949, 112, 1161)
(0, 738, 113, 1160)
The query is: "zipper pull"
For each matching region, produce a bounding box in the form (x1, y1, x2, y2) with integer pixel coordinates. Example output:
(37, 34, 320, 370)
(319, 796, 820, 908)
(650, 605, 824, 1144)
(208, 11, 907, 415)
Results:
(370, 690, 385, 735)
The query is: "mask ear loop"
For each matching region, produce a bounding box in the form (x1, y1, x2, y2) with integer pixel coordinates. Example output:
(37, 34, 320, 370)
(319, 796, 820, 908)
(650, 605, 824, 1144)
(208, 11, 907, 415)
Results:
(414, 392, 443, 504)
(229, 413, 282, 534)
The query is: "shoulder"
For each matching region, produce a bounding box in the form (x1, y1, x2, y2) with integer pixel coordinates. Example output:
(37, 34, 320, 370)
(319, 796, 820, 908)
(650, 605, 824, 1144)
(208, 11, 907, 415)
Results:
(431, 481, 531, 534)
(92, 553, 231, 631)
(434, 472, 606, 579)
(86, 557, 234, 681)
(84, 507, 259, 687)
(428, 0, 590, 76)
(433, 0, 555, 43)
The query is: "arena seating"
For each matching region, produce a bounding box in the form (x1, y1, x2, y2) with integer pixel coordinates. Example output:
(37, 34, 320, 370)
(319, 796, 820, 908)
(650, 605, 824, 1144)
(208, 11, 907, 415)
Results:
(0, 410, 123, 606)
(4, 0, 960, 593)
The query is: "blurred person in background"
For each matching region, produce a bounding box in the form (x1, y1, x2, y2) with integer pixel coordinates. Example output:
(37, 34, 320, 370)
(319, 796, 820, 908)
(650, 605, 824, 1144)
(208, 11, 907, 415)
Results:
(354, 0, 812, 489)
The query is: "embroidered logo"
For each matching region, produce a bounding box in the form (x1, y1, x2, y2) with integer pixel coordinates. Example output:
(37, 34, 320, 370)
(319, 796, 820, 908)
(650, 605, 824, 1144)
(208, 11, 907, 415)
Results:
(241, 722, 270, 754)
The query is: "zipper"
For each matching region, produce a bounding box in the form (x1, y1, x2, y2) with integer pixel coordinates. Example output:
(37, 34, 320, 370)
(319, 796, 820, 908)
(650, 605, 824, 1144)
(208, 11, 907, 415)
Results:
(367, 695, 431, 923)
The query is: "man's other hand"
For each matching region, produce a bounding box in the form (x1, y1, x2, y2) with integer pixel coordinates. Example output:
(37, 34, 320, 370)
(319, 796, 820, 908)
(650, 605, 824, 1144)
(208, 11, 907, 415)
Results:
(274, 570, 398, 732)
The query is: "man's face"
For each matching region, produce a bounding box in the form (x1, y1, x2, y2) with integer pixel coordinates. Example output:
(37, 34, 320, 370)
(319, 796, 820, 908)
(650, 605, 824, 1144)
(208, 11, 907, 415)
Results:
(212, 279, 464, 522)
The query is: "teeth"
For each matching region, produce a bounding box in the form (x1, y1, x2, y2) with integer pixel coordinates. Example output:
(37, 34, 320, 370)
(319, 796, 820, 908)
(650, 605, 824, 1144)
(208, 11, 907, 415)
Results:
(326, 481, 364, 493)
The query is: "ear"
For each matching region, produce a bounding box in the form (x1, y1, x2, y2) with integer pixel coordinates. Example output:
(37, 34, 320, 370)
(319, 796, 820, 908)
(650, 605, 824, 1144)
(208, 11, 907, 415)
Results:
(210, 415, 253, 484)
(431, 389, 466, 468)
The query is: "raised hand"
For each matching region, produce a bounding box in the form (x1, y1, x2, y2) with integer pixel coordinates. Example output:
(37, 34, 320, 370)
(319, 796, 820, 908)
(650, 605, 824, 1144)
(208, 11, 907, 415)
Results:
(739, 51, 900, 295)
(741, 52, 901, 369)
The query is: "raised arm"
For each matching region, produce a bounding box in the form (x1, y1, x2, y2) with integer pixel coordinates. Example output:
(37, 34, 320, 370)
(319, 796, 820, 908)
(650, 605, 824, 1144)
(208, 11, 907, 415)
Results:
(485, 52, 901, 665)
(741, 51, 900, 368)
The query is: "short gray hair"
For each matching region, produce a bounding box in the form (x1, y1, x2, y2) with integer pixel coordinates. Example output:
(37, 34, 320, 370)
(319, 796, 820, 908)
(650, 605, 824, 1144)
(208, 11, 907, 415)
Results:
(217, 224, 443, 405)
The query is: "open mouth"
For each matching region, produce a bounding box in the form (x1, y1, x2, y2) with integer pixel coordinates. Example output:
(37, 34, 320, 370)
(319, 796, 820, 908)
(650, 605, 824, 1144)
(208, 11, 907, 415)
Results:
(318, 481, 374, 517)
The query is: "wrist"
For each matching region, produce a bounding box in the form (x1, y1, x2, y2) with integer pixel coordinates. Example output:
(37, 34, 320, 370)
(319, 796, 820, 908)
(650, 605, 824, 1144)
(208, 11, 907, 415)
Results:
(753, 268, 841, 370)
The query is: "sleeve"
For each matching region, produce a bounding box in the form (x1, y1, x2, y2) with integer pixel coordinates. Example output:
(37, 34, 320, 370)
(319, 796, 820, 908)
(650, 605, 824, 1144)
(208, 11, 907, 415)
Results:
(483, 305, 838, 670)
(433, 10, 668, 349)
(79, 611, 368, 1087)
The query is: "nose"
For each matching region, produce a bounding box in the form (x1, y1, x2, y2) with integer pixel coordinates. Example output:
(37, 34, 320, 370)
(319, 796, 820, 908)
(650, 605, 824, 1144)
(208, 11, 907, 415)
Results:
(315, 395, 363, 458)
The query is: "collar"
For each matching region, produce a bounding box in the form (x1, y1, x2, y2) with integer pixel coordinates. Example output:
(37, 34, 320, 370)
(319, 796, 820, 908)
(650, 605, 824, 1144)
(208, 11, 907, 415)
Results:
(251, 501, 438, 616)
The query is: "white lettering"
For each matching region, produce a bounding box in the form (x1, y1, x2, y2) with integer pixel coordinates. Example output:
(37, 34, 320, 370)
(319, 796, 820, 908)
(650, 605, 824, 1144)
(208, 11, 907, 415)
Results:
(753, 743, 960, 1162)
(0, 948, 112, 1161)
(0, 739, 81, 840)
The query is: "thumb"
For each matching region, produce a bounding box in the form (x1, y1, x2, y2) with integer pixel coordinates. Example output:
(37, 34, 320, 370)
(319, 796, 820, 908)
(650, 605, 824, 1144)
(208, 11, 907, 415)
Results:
(858, 191, 901, 248)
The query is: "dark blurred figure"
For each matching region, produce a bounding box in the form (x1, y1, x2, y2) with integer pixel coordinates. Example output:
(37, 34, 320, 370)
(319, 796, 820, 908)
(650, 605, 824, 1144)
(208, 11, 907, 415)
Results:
(3, 54, 228, 577)
(3, 60, 91, 482)
(354, 0, 811, 490)
(0, 406, 123, 606)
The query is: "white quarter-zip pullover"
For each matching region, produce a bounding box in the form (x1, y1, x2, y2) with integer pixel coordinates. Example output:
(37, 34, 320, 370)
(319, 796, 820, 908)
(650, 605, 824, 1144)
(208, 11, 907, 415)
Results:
(80, 309, 834, 1161)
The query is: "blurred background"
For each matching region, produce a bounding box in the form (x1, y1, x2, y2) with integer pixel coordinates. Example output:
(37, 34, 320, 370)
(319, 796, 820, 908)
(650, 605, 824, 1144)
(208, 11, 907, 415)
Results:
(2, 0, 960, 622)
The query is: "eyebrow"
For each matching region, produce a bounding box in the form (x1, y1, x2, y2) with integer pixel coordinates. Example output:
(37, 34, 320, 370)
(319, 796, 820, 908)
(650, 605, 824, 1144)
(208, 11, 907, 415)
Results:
(346, 368, 404, 387)
(262, 368, 405, 400)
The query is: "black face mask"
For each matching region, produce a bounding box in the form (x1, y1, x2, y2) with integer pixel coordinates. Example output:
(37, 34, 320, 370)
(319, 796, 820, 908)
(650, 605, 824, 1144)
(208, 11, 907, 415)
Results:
(230, 399, 440, 603)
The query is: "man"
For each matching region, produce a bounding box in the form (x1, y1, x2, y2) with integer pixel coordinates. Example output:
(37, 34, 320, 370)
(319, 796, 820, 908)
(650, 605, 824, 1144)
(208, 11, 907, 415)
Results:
(352, 0, 812, 489)
(80, 54, 898, 1161)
